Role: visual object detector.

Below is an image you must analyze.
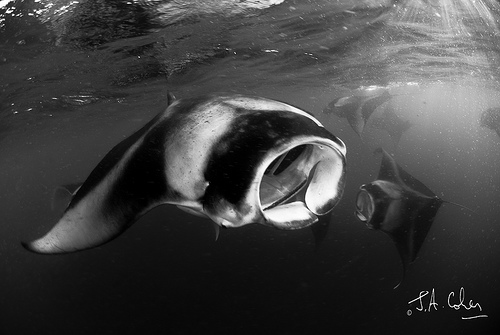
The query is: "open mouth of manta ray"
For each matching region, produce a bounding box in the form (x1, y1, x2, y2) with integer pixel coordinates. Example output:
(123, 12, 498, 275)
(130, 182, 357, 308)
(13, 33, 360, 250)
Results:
(355, 188, 374, 226)
(257, 143, 345, 230)
(260, 145, 309, 209)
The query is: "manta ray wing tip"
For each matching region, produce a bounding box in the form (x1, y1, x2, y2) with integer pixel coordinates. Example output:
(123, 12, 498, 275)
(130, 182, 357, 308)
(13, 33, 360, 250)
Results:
(21, 238, 71, 255)
(20, 240, 35, 252)
(20, 240, 51, 254)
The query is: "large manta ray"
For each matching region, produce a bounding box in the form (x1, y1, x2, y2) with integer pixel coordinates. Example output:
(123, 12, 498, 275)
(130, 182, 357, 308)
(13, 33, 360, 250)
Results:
(354, 149, 471, 288)
(23, 94, 347, 254)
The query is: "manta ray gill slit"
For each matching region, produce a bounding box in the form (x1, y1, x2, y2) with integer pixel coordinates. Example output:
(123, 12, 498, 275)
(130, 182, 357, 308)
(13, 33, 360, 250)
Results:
(260, 144, 309, 209)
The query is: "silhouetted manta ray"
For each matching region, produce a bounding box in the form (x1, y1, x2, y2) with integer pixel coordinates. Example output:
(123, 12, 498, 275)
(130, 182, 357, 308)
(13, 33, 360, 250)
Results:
(23, 93, 347, 254)
(323, 87, 392, 136)
(354, 148, 473, 288)
(370, 105, 412, 147)
(480, 107, 500, 138)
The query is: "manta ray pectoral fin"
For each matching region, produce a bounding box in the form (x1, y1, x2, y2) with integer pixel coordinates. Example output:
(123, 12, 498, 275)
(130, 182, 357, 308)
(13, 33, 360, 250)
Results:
(264, 201, 318, 229)
(23, 190, 166, 254)
(22, 204, 124, 254)
(23, 118, 172, 254)
(389, 228, 411, 289)
(345, 113, 364, 137)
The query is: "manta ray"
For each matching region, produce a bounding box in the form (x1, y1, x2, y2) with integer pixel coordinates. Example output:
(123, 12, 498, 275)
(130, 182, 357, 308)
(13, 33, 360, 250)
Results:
(480, 107, 500, 138)
(323, 86, 392, 136)
(23, 93, 347, 254)
(370, 105, 412, 147)
(354, 148, 473, 288)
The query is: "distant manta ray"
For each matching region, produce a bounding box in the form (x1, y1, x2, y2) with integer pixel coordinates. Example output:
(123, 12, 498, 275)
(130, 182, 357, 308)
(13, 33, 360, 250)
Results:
(323, 87, 392, 136)
(324, 87, 412, 147)
(23, 93, 347, 254)
(480, 107, 500, 138)
(354, 148, 474, 288)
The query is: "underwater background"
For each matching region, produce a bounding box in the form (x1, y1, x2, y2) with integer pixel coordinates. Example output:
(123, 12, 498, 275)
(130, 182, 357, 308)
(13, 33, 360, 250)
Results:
(1, 0, 499, 334)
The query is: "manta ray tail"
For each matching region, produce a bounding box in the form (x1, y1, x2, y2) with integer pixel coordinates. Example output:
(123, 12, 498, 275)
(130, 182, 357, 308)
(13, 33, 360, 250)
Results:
(443, 200, 477, 215)
(393, 265, 406, 289)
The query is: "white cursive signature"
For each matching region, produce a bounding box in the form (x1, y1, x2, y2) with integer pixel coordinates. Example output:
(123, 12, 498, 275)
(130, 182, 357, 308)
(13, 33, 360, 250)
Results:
(407, 287, 488, 320)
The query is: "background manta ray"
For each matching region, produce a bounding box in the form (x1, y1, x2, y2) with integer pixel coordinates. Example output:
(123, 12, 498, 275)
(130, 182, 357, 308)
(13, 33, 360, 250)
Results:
(480, 107, 500, 138)
(323, 86, 392, 136)
(323, 87, 411, 146)
(354, 148, 473, 288)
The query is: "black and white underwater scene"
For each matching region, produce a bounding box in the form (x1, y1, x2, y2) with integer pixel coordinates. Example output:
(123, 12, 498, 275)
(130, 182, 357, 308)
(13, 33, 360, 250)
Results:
(1, 0, 499, 333)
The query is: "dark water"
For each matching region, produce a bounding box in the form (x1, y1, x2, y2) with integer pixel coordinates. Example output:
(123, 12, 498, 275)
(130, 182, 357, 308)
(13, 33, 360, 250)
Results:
(1, 0, 499, 334)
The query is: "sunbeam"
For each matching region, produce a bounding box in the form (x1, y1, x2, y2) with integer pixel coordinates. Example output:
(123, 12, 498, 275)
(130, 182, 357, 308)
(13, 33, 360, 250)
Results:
(382, 0, 500, 81)
(393, 0, 500, 36)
